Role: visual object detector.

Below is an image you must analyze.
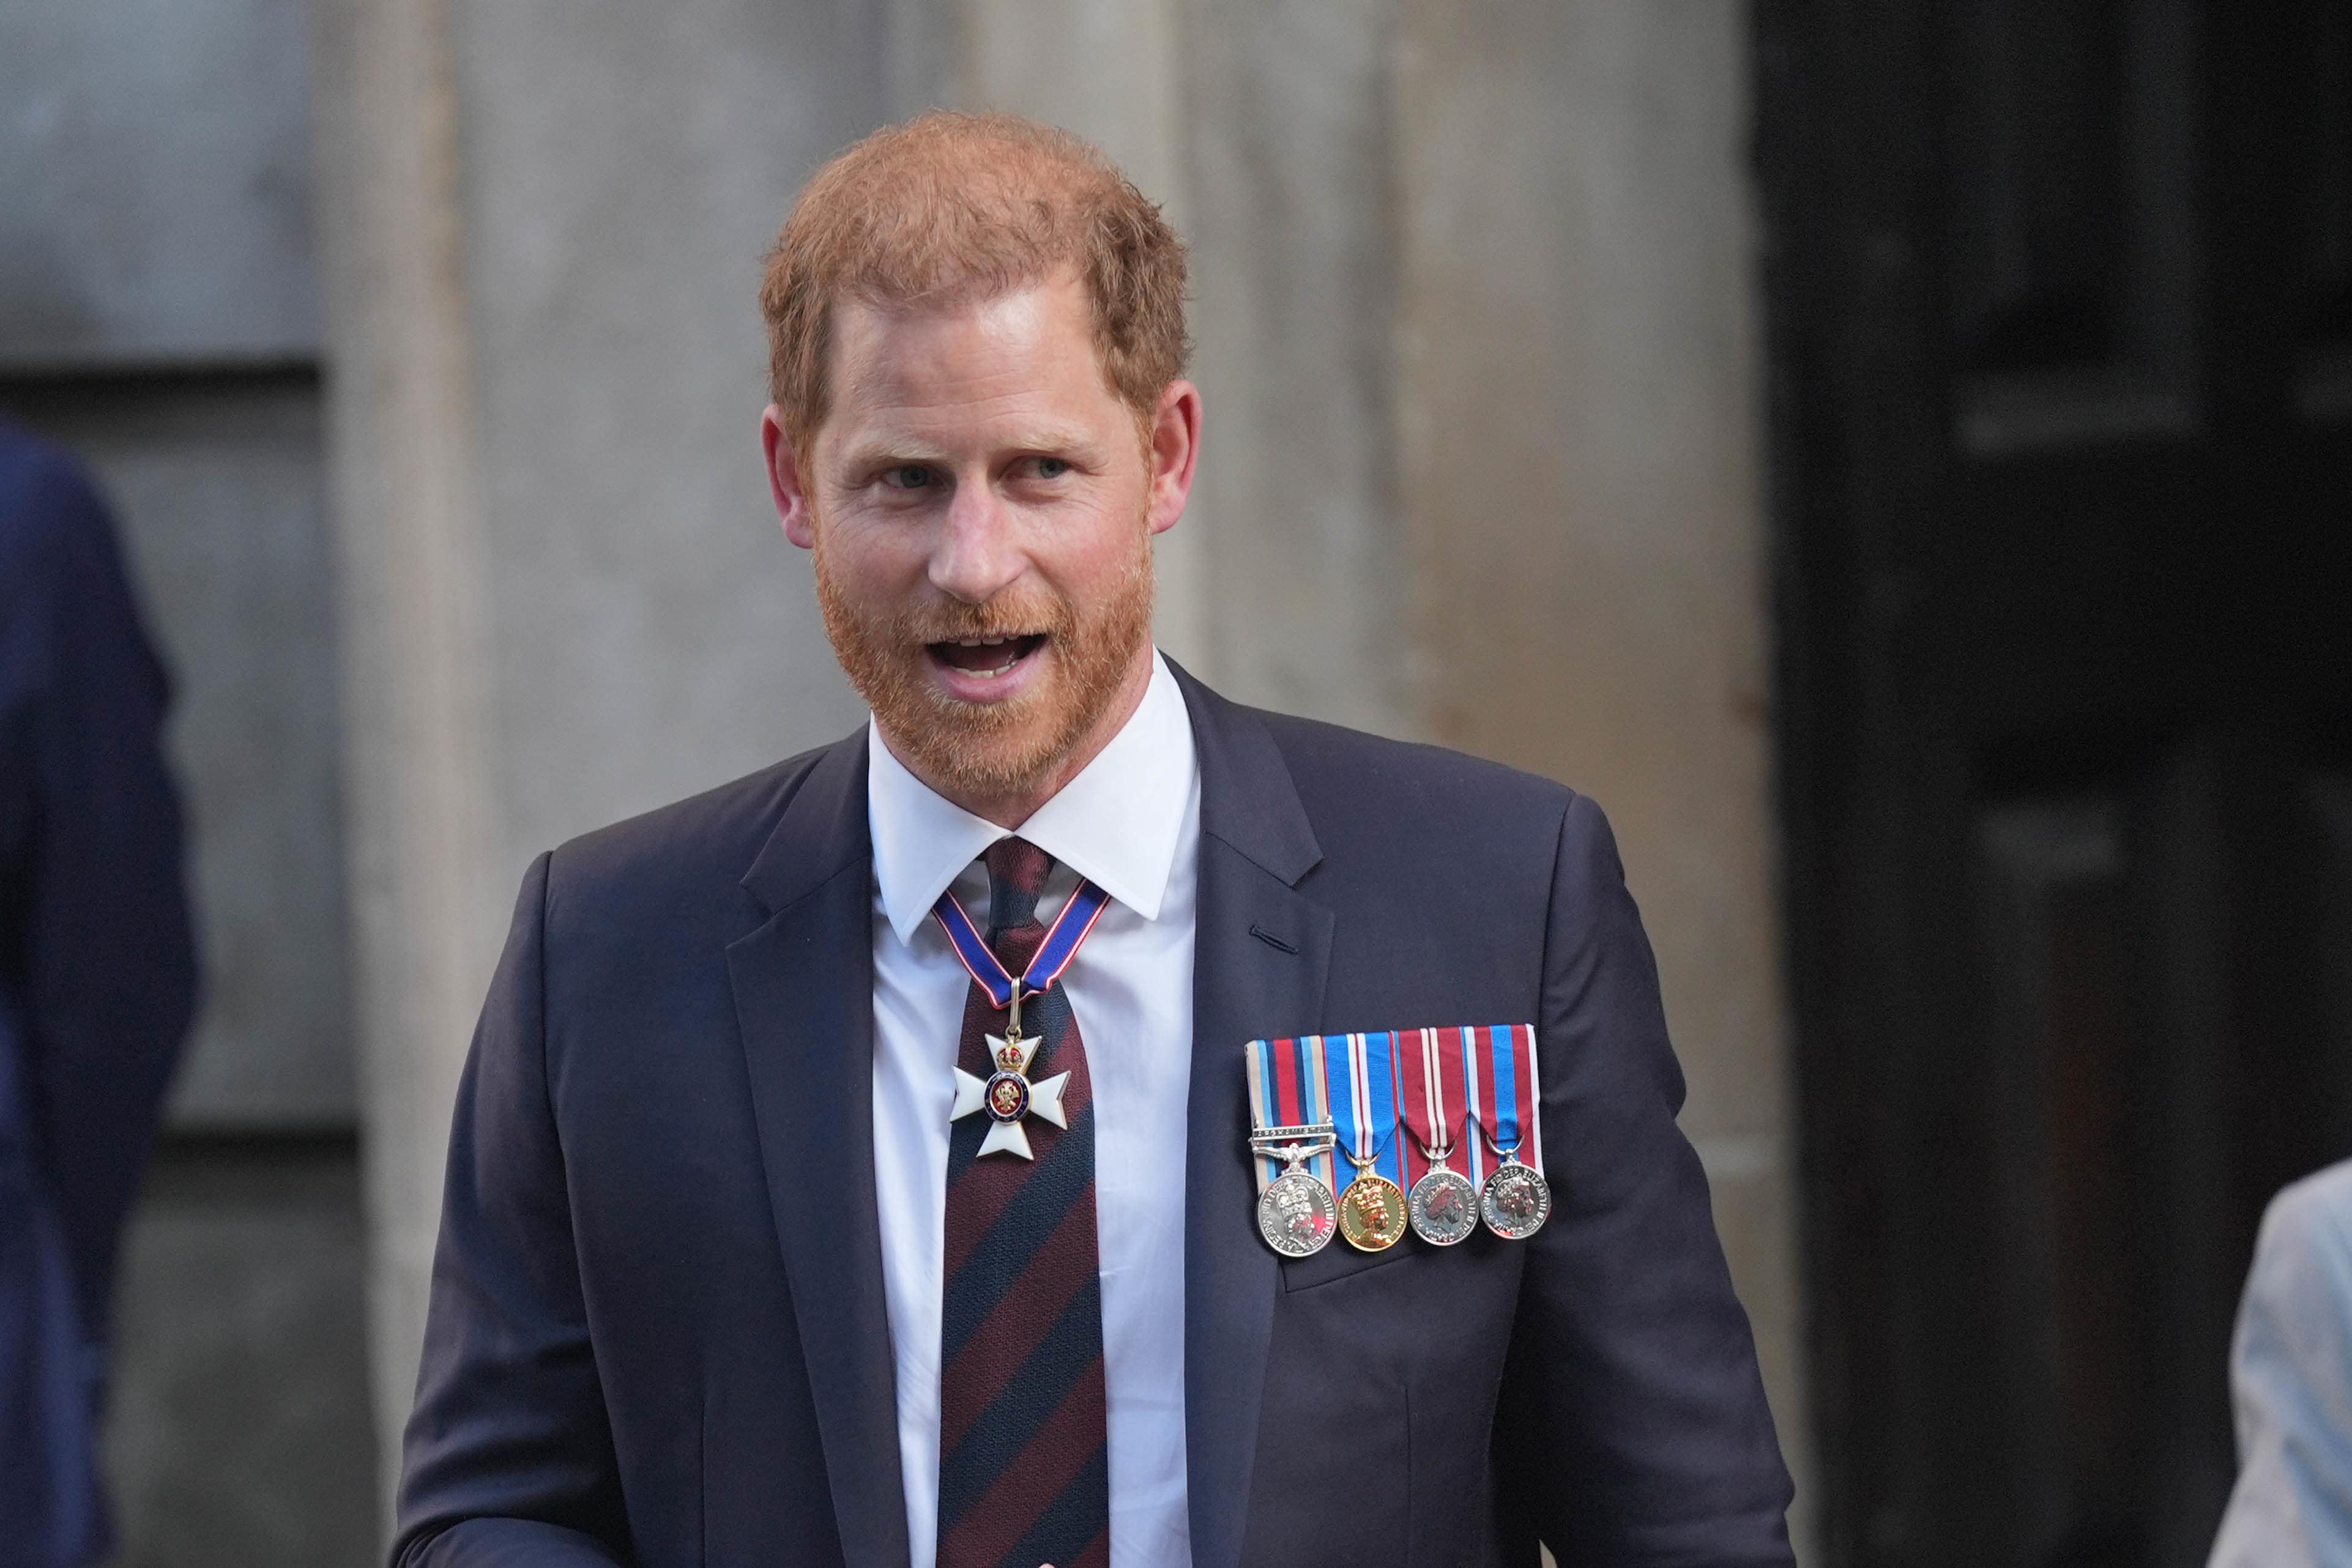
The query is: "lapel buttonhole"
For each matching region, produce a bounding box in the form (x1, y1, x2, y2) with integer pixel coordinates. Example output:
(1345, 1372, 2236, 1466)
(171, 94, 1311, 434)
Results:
(1247, 923, 1300, 955)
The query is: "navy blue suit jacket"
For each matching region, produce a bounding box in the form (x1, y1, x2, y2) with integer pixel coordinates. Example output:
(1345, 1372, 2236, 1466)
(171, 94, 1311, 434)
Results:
(1, 417, 197, 1567)
(395, 665, 1794, 1567)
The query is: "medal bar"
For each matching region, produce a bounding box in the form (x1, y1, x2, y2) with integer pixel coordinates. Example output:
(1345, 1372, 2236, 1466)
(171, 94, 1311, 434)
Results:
(1240, 1024, 1549, 1256)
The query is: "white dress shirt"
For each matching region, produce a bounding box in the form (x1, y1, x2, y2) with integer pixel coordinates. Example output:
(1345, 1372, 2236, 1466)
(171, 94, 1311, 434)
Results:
(868, 650, 1199, 1568)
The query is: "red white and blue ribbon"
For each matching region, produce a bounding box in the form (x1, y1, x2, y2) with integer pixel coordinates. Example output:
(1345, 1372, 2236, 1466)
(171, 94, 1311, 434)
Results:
(929, 875, 1114, 1009)
(1470, 1024, 1543, 1167)
(1244, 1037, 1339, 1195)
(1322, 1031, 1407, 1189)
(1396, 1027, 1476, 1188)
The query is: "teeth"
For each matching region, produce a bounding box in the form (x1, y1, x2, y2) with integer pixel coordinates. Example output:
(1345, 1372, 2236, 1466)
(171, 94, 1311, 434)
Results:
(932, 636, 1030, 679)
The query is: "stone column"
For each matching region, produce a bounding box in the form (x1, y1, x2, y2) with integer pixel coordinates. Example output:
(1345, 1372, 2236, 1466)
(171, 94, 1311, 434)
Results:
(1394, 1, 1813, 1551)
(1176, 0, 1415, 737)
(308, 0, 503, 1504)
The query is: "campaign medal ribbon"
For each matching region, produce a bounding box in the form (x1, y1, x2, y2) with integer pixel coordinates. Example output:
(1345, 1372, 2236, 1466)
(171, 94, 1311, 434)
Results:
(1243, 1038, 1340, 1257)
(1396, 1027, 1481, 1246)
(1468, 1024, 1550, 1239)
(1323, 1031, 1409, 1252)
(933, 874, 1113, 1161)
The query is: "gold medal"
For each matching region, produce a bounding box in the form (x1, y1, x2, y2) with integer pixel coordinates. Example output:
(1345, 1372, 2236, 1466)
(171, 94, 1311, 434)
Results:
(1338, 1158, 1409, 1252)
(1327, 1031, 1410, 1252)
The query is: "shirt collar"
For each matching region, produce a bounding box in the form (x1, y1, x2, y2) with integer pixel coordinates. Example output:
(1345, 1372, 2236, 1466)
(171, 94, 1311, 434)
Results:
(867, 650, 1197, 946)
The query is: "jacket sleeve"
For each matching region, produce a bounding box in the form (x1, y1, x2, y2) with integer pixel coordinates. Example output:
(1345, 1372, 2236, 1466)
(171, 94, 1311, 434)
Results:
(392, 853, 631, 1568)
(21, 447, 198, 1351)
(1495, 792, 1795, 1566)
(2206, 1165, 2352, 1568)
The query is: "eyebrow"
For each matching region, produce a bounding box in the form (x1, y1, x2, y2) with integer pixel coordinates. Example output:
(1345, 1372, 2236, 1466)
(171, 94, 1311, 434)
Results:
(836, 439, 947, 472)
(836, 427, 1102, 472)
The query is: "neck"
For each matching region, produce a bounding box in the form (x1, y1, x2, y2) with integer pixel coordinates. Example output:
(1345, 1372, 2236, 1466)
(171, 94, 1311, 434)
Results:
(881, 644, 1158, 830)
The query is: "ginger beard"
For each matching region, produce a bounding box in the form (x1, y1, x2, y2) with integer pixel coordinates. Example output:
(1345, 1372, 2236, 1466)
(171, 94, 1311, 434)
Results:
(812, 505, 1156, 803)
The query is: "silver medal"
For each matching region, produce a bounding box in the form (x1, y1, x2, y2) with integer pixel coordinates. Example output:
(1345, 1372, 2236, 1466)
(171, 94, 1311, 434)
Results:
(1478, 1156, 1551, 1239)
(1407, 1164, 1479, 1247)
(1257, 1169, 1338, 1257)
(1249, 1123, 1339, 1258)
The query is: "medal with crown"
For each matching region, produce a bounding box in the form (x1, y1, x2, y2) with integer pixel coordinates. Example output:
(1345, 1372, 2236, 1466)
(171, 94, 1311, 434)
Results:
(950, 990, 1072, 1161)
(931, 870, 1114, 1162)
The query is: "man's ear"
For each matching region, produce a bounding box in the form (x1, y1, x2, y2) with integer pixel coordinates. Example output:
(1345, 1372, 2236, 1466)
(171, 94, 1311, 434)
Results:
(762, 406, 817, 549)
(1145, 379, 1202, 537)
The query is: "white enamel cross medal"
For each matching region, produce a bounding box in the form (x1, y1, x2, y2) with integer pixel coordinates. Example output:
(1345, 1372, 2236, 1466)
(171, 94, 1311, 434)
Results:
(950, 989, 1071, 1161)
(932, 872, 1111, 1161)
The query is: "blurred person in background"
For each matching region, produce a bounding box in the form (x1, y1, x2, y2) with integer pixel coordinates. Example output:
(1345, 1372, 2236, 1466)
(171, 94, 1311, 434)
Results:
(0, 414, 198, 1568)
(2208, 1159, 2352, 1567)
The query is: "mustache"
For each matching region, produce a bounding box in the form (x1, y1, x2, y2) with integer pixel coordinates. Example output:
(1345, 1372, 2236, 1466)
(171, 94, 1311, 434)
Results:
(895, 594, 1071, 644)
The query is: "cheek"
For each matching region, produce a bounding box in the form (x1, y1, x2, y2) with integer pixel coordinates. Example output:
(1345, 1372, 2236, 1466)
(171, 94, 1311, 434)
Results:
(819, 512, 931, 593)
(1033, 497, 1148, 592)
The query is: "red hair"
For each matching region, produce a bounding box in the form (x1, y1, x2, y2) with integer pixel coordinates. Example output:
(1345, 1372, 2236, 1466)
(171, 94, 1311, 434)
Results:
(761, 111, 1191, 461)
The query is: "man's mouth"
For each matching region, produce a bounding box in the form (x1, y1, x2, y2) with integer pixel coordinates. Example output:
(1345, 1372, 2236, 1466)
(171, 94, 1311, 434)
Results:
(926, 632, 1048, 680)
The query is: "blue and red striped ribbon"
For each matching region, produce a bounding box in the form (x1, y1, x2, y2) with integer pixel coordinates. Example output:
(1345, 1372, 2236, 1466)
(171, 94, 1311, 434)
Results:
(1476, 1023, 1541, 1164)
(1323, 1032, 1407, 1190)
(931, 875, 1112, 1010)
(1243, 1036, 1339, 1192)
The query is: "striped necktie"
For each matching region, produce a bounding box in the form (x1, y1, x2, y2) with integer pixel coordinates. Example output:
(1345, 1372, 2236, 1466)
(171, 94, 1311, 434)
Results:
(936, 837, 1111, 1568)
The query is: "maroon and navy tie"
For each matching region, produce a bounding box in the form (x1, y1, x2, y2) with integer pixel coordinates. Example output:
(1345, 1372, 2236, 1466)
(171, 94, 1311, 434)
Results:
(936, 838, 1111, 1568)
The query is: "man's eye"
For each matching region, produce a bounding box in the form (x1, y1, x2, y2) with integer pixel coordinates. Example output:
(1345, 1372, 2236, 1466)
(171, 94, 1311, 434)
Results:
(1031, 456, 1071, 480)
(884, 465, 932, 490)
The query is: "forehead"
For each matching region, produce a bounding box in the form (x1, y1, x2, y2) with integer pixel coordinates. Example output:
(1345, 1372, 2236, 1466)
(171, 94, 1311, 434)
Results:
(822, 273, 1120, 450)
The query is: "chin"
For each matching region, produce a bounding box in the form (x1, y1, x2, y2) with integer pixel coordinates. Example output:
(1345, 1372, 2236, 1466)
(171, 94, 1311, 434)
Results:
(893, 674, 1093, 803)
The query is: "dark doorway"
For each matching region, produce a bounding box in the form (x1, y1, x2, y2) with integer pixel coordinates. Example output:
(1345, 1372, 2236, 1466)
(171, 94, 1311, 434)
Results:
(1756, 4, 2352, 1566)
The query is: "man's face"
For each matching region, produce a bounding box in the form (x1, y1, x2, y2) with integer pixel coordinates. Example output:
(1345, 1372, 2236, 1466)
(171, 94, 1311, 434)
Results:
(765, 271, 1196, 812)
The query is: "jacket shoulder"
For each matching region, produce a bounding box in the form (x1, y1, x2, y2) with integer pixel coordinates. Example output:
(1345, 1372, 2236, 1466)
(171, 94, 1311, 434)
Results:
(1252, 705, 1584, 836)
(2256, 1159, 2352, 1274)
(1230, 702, 1602, 927)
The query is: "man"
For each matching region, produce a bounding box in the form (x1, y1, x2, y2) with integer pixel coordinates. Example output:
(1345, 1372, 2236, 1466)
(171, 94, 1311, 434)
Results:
(1, 415, 199, 1567)
(395, 113, 1793, 1568)
(2208, 1159, 2352, 1567)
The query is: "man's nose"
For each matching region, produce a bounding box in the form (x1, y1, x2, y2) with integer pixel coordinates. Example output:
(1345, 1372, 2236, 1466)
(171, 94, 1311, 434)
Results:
(928, 479, 1024, 605)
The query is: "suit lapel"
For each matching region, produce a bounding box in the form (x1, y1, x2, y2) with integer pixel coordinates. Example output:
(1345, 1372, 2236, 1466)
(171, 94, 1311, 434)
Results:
(727, 730, 911, 1568)
(1171, 664, 1332, 1568)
